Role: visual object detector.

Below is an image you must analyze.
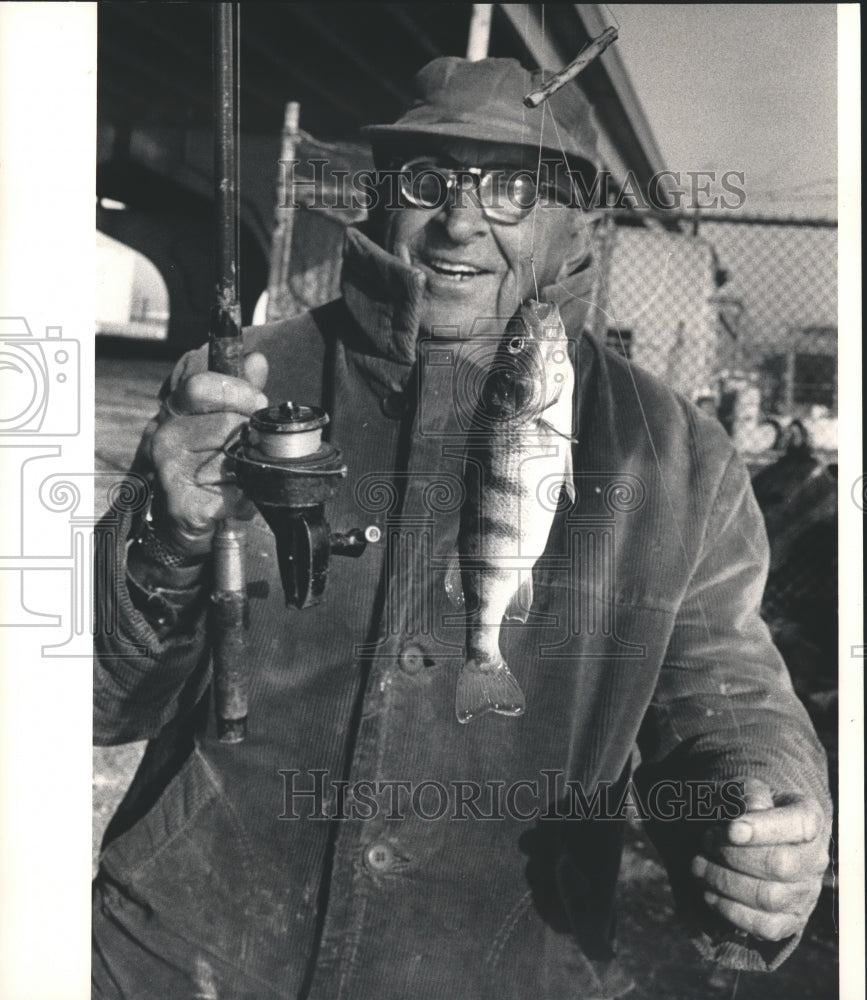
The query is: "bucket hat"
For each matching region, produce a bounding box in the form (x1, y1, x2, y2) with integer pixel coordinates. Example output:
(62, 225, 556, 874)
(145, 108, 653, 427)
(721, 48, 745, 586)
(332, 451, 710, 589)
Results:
(363, 56, 600, 170)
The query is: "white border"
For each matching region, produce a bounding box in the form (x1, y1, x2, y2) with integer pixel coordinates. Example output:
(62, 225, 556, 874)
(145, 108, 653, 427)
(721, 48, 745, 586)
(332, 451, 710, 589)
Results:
(836, 6, 864, 999)
(0, 5, 95, 998)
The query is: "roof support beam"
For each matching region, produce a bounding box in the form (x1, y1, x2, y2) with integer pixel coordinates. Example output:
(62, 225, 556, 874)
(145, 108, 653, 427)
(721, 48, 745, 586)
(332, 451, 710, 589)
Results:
(387, 7, 443, 61)
(289, 5, 408, 105)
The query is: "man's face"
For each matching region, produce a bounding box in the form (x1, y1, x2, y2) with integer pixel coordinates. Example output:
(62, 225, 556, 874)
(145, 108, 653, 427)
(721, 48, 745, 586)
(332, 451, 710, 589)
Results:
(383, 141, 593, 338)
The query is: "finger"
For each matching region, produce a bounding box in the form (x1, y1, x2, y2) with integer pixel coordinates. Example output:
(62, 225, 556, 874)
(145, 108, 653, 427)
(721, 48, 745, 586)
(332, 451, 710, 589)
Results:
(171, 371, 268, 418)
(726, 798, 824, 846)
(243, 351, 269, 392)
(702, 891, 806, 942)
(153, 413, 250, 461)
(702, 829, 830, 880)
(691, 855, 821, 913)
(155, 445, 241, 500)
(161, 485, 248, 541)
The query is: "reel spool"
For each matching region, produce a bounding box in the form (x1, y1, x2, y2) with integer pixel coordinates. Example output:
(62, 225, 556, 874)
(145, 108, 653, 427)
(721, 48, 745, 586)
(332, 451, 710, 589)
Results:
(227, 401, 375, 608)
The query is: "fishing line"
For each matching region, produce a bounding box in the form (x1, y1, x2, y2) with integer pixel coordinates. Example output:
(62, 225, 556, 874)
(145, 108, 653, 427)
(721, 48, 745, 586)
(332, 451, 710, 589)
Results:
(235, 3, 241, 282)
(527, 4, 549, 304)
(551, 245, 678, 327)
(520, 13, 797, 975)
(549, 106, 697, 591)
(545, 100, 749, 750)
(527, 27, 752, 814)
(517, 3, 531, 309)
(539, 418, 578, 444)
(527, 93, 545, 302)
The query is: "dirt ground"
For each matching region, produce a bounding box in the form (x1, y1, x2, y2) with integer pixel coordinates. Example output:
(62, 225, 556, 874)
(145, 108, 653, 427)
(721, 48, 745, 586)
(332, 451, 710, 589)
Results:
(93, 353, 839, 999)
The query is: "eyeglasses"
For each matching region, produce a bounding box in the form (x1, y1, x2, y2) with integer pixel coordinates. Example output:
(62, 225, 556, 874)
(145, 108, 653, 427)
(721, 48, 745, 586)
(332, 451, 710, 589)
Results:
(397, 158, 572, 224)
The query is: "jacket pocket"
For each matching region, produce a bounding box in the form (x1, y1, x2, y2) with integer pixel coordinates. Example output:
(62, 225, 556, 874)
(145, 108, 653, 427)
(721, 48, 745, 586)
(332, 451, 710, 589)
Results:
(99, 746, 258, 958)
(485, 895, 632, 999)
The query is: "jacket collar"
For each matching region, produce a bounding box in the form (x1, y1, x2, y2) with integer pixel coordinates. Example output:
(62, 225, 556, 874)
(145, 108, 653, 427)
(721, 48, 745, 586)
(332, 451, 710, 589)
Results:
(339, 226, 598, 392)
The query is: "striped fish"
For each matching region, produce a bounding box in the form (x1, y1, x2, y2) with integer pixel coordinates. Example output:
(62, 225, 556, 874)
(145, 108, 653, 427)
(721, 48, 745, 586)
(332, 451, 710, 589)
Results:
(446, 299, 576, 723)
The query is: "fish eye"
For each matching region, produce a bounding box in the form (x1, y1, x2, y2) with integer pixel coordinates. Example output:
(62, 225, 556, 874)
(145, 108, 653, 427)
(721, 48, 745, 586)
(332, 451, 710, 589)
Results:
(507, 336, 525, 354)
(552, 350, 566, 364)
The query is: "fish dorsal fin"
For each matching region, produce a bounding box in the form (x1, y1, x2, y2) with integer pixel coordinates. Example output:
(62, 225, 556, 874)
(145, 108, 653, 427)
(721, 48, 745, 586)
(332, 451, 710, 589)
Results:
(504, 573, 533, 623)
(444, 553, 465, 608)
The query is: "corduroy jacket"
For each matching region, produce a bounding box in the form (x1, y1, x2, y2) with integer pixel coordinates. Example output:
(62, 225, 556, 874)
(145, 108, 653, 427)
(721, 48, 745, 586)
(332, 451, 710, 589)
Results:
(92, 229, 830, 1000)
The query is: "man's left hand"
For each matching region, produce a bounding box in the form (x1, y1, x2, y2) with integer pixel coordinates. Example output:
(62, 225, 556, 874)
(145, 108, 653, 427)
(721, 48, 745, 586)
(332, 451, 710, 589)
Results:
(689, 778, 830, 942)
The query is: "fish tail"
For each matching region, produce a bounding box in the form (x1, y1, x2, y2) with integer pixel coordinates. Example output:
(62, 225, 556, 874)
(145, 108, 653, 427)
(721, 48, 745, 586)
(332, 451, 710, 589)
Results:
(456, 658, 526, 724)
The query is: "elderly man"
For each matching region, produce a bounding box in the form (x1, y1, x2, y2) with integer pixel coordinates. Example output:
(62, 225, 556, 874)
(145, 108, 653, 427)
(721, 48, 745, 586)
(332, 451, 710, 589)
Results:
(92, 59, 831, 999)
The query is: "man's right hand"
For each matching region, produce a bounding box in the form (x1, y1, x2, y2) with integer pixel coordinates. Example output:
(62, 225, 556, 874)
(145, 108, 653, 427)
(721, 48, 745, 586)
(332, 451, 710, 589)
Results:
(142, 352, 269, 558)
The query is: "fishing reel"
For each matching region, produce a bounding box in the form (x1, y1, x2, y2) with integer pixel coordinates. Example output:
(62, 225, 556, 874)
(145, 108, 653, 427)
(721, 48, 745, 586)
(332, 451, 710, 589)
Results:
(226, 401, 377, 609)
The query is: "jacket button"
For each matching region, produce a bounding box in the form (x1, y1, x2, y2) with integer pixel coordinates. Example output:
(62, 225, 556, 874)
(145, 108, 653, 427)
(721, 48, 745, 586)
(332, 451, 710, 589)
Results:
(364, 841, 394, 873)
(398, 642, 426, 674)
(381, 391, 409, 419)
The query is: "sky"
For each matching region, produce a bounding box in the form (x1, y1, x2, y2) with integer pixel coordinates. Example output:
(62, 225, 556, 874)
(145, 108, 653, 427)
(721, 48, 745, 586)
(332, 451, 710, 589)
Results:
(607, 4, 838, 217)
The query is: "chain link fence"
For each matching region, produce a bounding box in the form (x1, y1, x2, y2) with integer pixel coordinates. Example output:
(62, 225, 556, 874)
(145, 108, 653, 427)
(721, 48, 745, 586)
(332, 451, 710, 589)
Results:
(594, 213, 838, 460)
(595, 212, 838, 732)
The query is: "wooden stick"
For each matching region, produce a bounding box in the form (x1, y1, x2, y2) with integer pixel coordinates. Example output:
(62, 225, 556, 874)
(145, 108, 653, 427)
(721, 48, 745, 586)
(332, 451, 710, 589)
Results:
(466, 4, 493, 62)
(523, 26, 619, 108)
(266, 101, 301, 322)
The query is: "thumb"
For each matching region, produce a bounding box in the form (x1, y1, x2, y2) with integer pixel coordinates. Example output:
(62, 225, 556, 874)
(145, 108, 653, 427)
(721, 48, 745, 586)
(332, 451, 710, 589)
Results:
(741, 777, 775, 813)
(244, 351, 269, 393)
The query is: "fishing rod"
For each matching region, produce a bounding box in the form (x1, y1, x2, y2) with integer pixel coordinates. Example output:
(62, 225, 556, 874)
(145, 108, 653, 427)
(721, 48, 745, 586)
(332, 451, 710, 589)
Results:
(209, 1, 248, 744)
(207, 3, 373, 743)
